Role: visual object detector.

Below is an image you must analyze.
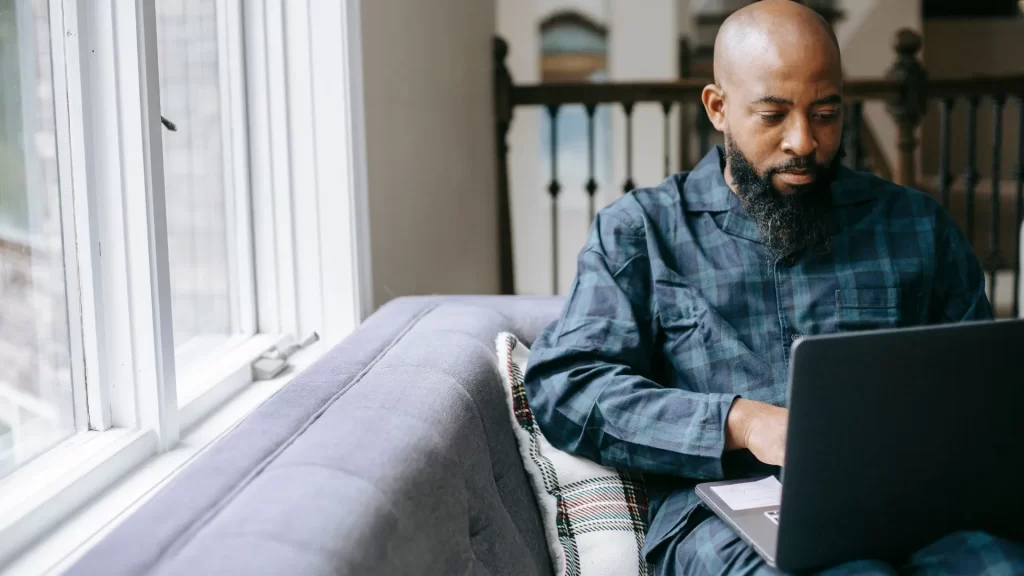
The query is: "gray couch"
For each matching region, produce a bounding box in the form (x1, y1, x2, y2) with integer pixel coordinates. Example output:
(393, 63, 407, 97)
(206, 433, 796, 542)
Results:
(67, 296, 565, 576)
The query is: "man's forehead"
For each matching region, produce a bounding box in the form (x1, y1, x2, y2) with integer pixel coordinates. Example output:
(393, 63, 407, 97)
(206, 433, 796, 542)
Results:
(725, 41, 842, 103)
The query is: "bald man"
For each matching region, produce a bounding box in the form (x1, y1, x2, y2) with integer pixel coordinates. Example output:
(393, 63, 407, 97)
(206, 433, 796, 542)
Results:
(523, 1, 1024, 574)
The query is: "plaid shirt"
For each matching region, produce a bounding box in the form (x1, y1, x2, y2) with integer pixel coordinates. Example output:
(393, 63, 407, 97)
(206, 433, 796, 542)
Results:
(523, 146, 991, 555)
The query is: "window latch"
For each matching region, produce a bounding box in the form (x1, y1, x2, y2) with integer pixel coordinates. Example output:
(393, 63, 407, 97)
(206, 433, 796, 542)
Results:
(252, 332, 320, 381)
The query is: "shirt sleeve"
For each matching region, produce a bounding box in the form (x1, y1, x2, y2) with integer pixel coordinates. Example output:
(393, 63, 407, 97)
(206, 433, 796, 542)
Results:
(523, 209, 737, 480)
(932, 213, 993, 323)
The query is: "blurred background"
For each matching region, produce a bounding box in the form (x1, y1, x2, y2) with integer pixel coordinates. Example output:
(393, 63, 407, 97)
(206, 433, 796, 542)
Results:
(497, 0, 1024, 301)
(1, 0, 1023, 478)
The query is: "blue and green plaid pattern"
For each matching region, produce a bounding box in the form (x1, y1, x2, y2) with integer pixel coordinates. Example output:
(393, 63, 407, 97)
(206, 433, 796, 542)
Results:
(523, 146, 995, 571)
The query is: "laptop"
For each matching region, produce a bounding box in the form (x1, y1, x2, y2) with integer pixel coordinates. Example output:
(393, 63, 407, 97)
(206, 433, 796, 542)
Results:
(696, 318, 1024, 572)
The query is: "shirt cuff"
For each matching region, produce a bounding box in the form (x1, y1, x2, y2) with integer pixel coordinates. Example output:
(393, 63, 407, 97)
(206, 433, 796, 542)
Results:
(686, 392, 740, 480)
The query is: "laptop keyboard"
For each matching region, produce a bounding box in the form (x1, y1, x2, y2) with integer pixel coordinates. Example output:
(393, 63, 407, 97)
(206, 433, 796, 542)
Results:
(764, 510, 780, 526)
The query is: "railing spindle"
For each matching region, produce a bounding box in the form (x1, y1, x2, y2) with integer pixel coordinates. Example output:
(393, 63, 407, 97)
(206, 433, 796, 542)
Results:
(965, 96, 980, 247)
(1014, 95, 1024, 318)
(884, 29, 927, 188)
(989, 95, 1006, 309)
(662, 101, 672, 178)
(585, 103, 598, 225)
(849, 102, 864, 171)
(547, 104, 561, 294)
(939, 98, 954, 210)
(493, 37, 514, 294)
(623, 102, 636, 194)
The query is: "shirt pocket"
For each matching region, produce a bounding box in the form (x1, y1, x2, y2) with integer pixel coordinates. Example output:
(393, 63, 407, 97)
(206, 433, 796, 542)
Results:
(834, 287, 902, 332)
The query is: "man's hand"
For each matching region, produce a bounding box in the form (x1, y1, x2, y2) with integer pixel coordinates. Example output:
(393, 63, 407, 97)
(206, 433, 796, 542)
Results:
(725, 398, 788, 466)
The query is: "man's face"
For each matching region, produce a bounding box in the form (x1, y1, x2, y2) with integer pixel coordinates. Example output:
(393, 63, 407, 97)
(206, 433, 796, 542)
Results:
(702, 28, 844, 256)
(717, 43, 844, 196)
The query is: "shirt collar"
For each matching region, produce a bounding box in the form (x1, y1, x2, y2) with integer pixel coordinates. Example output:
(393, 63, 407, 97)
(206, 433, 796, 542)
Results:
(681, 146, 761, 241)
(681, 146, 733, 213)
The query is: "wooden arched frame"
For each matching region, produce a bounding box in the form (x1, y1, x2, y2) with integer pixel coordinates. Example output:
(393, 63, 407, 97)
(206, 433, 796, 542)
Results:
(539, 11, 607, 83)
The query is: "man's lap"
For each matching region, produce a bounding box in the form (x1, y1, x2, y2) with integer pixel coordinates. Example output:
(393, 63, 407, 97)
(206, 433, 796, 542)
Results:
(648, 506, 1024, 576)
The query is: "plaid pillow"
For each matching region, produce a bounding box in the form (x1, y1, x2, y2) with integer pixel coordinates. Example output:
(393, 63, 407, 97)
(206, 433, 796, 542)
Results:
(496, 332, 651, 576)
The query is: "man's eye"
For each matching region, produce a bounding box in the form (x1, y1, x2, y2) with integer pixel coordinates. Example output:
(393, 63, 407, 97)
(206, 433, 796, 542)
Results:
(814, 112, 840, 121)
(758, 113, 785, 122)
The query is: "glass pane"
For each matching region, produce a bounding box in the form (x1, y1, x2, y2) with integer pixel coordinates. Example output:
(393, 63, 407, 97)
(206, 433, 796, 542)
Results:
(156, 0, 242, 372)
(0, 0, 76, 478)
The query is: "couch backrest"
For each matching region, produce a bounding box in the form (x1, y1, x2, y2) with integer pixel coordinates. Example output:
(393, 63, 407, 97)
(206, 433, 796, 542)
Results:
(67, 296, 565, 576)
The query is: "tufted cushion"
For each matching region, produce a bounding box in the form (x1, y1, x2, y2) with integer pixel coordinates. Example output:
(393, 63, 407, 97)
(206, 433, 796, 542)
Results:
(67, 296, 565, 576)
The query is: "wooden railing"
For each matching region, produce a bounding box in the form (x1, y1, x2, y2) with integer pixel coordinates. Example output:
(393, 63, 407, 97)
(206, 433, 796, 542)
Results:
(494, 29, 1024, 318)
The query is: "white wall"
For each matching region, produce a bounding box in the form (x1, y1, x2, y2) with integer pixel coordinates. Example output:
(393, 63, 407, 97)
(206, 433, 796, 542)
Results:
(360, 0, 500, 308)
(677, 0, 696, 44)
(608, 0, 678, 199)
(537, 0, 606, 22)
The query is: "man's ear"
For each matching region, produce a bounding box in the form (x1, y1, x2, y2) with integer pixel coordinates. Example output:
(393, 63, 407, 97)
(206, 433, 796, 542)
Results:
(701, 84, 727, 132)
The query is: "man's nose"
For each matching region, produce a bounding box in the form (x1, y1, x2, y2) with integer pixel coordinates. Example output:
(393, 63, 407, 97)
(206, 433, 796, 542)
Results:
(781, 116, 817, 158)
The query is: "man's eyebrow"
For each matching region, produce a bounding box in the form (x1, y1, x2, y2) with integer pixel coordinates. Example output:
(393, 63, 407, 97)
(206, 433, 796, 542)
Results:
(751, 95, 792, 106)
(750, 94, 843, 106)
(812, 94, 843, 106)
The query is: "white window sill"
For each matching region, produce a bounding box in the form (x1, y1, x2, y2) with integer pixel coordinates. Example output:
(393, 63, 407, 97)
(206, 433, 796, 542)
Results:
(177, 333, 285, 431)
(0, 338, 331, 576)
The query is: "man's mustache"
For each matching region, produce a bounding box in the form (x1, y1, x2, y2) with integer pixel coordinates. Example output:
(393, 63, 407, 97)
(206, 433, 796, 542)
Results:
(766, 156, 820, 175)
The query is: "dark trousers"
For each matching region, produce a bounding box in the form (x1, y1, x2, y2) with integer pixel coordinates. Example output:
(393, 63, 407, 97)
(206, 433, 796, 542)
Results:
(649, 507, 1024, 575)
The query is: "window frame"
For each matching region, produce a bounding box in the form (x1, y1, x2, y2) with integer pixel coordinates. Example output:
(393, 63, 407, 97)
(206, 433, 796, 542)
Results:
(0, 0, 372, 568)
(163, 0, 260, 409)
(0, 0, 78, 471)
(216, 0, 257, 341)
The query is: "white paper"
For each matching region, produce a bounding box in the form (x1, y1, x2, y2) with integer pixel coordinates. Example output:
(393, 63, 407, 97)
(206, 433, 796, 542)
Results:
(710, 476, 782, 511)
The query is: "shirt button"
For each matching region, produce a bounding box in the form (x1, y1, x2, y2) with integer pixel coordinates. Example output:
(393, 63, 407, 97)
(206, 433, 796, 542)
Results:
(791, 333, 801, 341)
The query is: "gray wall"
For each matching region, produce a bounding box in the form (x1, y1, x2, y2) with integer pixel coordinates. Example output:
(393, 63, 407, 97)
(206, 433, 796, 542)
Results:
(360, 0, 500, 308)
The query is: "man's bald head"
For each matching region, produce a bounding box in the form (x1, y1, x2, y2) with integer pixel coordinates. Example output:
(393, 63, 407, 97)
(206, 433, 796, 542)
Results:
(700, 0, 846, 257)
(713, 0, 841, 93)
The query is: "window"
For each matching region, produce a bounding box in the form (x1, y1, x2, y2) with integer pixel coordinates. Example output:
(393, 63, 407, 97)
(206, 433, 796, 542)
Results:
(0, 0, 75, 479)
(0, 0, 369, 568)
(158, 0, 239, 359)
(155, 0, 256, 402)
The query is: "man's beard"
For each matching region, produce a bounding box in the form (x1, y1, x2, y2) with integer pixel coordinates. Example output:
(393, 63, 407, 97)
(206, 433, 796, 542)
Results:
(725, 133, 839, 259)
